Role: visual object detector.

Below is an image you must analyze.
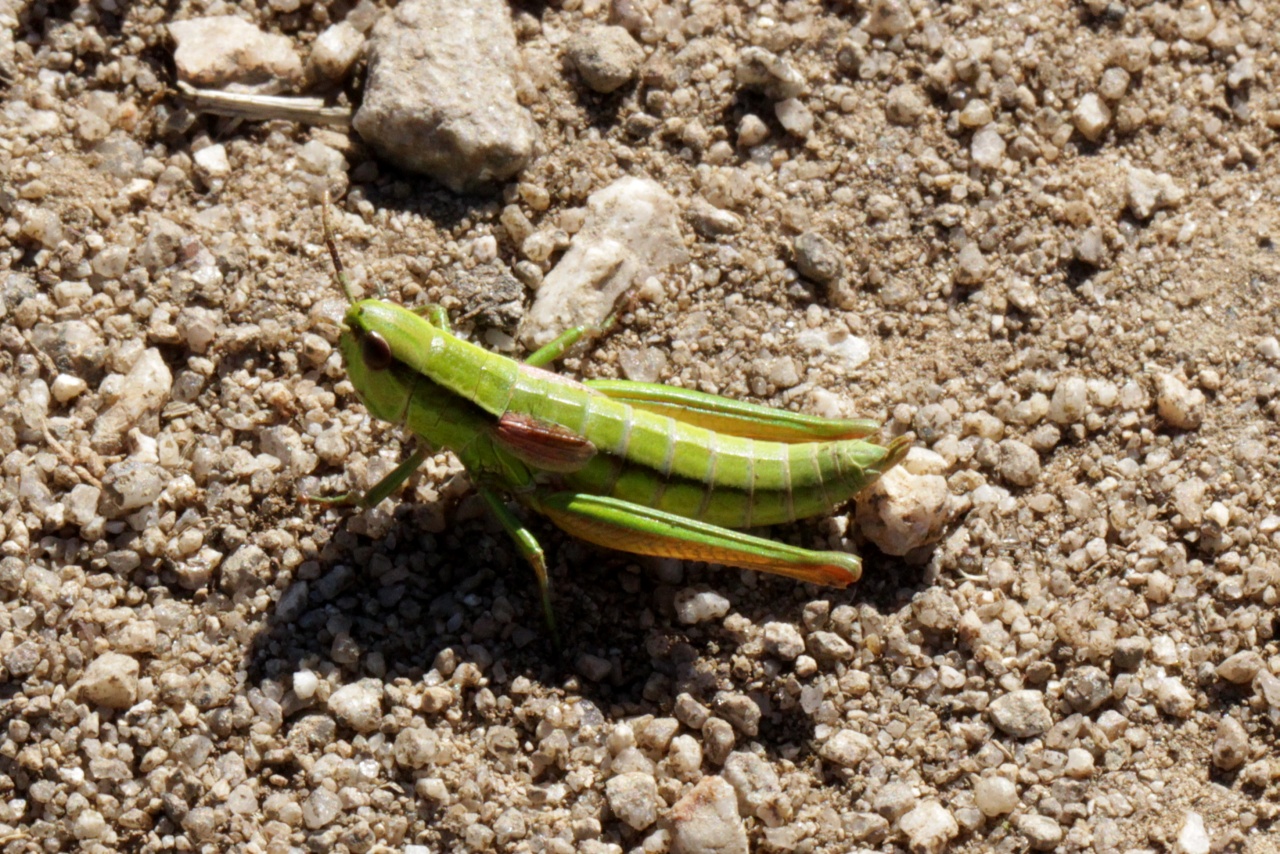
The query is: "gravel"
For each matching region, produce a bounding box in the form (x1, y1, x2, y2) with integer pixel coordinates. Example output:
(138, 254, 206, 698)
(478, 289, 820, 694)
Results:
(2, 1, 1277, 851)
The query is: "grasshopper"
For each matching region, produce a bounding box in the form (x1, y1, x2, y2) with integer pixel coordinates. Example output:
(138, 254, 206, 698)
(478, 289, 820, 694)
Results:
(314, 203, 909, 633)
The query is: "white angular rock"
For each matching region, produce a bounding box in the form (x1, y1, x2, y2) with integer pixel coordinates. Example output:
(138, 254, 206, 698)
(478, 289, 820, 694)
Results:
(670, 776, 748, 854)
(735, 47, 805, 100)
(723, 751, 791, 827)
(520, 177, 687, 348)
(820, 729, 872, 768)
(674, 588, 731, 625)
(1073, 93, 1112, 141)
(988, 690, 1052, 737)
(1127, 167, 1185, 220)
(971, 126, 1006, 168)
(77, 652, 140, 709)
(91, 348, 173, 453)
(327, 680, 384, 733)
(169, 16, 302, 91)
(309, 21, 364, 82)
(1175, 812, 1210, 854)
(761, 621, 804, 660)
(856, 466, 953, 555)
(606, 771, 658, 830)
(1155, 373, 1205, 430)
(899, 800, 958, 854)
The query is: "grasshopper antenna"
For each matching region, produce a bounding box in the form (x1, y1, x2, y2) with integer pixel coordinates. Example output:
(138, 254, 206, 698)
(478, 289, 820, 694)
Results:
(322, 191, 360, 304)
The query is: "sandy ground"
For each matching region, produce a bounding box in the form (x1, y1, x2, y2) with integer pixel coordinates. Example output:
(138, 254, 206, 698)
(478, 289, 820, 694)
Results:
(1, 0, 1278, 852)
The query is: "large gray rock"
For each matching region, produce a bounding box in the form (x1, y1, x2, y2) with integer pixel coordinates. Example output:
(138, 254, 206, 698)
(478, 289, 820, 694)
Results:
(353, 0, 537, 190)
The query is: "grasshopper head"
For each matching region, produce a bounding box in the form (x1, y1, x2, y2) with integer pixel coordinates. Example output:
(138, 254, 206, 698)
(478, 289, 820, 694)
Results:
(339, 299, 433, 423)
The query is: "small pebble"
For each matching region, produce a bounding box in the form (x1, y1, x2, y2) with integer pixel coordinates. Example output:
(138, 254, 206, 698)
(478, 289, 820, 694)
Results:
(988, 690, 1051, 737)
(954, 243, 989, 285)
(702, 717, 736, 765)
(1256, 336, 1280, 363)
(1062, 666, 1112, 713)
(793, 231, 844, 288)
(1155, 676, 1196, 718)
(667, 735, 703, 777)
(1048, 377, 1089, 425)
(862, 0, 915, 37)
(568, 25, 644, 93)
(1114, 637, 1149, 670)
(77, 652, 140, 710)
(91, 348, 173, 453)
(761, 622, 804, 660)
(775, 98, 814, 137)
(669, 776, 748, 854)
(1253, 671, 1280, 712)
(898, 800, 958, 854)
(1211, 716, 1248, 771)
(1216, 650, 1263, 684)
(996, 439, 1041, 488)
(51, 373, 88, 402)
(1018, 814, 1064, 851)
(885, 84, 927, 125)
(819, 730, 872, 769)
(193, 144, 230, 186)
(1065, 748, 1094, 778)
(521, 177, 686, 349)
(1175, 811, 1211, 854)
(606, 771, 658, 830)
(722, 751, 790, 827)
(1072, 93, 1112, 141)
(169, 16, 303, 89)
(674, 588, 731, 624)
(737, 114, 769, 147)
(576, 653, 613, 682)
(1099, 66, 1131, 99)
(73, 809, 108, 840)
(310, 21, 365, 81)
(1155, 373, 1205, 430)
(856, 467, 953, 555)
(394, 727, 441, 769)
(971, 126, 1006, 169)
(958, 100, 993, 128)
(494, 809, 527, 844)
(735, 47, 805, 100)
(353, 0, 536, 190)
(874, 781, 917, 820)
(807, 630, 855, 662)
(101, 460, 166, 514)
(1127, 168, 1185, 220)
(690, 199, 744, 237)
(303, 787, 342, 829)
(327, 681, 384, 733)
(293, 669, 319, 700)
(974, 777, 1018, 817)
(911, 588, 960, 632)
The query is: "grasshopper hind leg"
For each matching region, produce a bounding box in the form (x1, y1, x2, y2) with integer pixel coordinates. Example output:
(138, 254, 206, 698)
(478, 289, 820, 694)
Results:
(529, 491, 863, 588)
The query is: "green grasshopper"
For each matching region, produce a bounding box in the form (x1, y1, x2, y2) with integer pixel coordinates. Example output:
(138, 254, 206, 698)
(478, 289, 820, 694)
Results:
(314, 204, 909, 633)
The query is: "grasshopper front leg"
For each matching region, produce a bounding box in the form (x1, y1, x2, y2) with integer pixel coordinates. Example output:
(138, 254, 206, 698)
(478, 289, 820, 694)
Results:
(303, 444, 433, 508)
(476, 487, 563, 646)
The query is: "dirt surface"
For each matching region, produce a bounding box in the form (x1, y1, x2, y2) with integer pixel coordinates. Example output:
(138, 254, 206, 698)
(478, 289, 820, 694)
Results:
(2, 0, 1279, 852)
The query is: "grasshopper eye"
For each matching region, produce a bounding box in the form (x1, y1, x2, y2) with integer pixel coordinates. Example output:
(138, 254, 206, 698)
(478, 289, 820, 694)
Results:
(362, 332, 394, 370)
